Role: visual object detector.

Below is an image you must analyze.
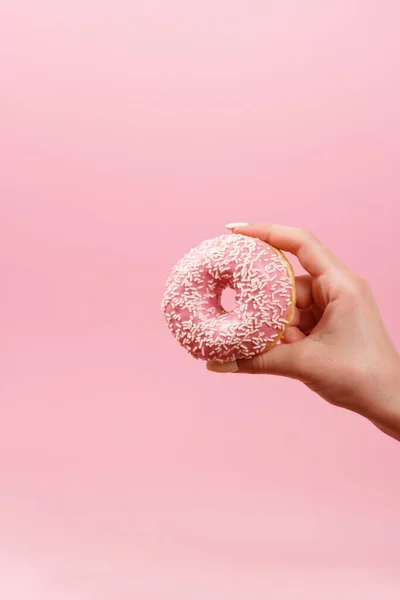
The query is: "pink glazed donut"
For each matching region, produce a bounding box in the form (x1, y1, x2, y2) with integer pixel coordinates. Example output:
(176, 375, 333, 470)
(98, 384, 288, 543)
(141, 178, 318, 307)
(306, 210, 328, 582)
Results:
(162, 234, 296, 364)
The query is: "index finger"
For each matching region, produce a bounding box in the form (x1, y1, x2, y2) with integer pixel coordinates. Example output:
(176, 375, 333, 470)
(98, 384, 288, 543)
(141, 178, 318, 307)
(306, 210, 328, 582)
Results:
(227, 222, 343, 277)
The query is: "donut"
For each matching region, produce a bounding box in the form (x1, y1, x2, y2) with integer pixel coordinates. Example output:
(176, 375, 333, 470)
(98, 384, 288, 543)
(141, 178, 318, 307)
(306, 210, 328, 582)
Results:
(162, 233, 295, 364)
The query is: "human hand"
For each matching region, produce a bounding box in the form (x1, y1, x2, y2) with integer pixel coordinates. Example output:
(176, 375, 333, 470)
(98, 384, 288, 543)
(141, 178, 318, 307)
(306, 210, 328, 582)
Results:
(208, 223, 400, 441)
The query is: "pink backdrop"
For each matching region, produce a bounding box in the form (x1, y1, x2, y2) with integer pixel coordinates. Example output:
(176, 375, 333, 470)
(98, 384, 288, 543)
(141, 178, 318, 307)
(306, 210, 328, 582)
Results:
(1, 1, 400, 598)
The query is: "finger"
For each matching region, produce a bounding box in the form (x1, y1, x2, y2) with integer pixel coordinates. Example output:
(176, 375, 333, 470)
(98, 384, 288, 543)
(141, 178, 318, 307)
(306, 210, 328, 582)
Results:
(299, 308, 316, 334)
(313, 304, 323, 323)
(207, 360, 239, 373)
(236, 340, 309, 379)
(371, 421, 400, 443)
(290, 307, 301, 327)
(289, 307, 316, 334)
(228, 223, 343, 278)
(295, 275, 313, 308)
(282, 326, 307, 344)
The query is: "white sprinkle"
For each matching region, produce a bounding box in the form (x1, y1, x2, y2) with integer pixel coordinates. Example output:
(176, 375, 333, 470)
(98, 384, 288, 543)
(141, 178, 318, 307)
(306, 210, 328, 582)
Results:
(162, 233, 293, 361)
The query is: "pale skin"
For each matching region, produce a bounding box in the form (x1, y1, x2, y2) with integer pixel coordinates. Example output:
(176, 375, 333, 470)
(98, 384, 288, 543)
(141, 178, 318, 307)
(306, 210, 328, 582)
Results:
(207, 223, 400, 442)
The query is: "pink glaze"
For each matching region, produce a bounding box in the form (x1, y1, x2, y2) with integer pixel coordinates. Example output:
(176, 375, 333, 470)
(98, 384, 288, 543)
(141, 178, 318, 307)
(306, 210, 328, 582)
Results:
(162, 234, 293, 363)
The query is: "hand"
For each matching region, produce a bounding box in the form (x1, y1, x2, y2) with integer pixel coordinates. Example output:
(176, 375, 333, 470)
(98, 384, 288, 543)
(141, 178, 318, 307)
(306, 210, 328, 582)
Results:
(208, 223, 400, 441)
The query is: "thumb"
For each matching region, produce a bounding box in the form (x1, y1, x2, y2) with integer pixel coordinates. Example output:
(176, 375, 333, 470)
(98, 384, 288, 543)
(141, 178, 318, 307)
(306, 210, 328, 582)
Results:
(207, 341, 308, 379)
(238, 341, 307, 379)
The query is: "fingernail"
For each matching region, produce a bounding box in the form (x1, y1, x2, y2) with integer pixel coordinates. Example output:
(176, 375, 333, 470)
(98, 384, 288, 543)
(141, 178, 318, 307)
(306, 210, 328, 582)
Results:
(225, 222, 249, 230)
(207, 360, 239, 373)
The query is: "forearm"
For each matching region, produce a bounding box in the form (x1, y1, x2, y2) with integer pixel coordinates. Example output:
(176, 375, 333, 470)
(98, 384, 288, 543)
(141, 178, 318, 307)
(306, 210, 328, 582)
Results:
(372, 422, 400, 442)
(361, 358, 400, 440)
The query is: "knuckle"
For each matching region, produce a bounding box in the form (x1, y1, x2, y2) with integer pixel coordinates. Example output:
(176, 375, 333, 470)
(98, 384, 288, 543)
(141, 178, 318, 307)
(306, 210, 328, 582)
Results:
(251, 353, 265, 374)
(344, 274, 370, 298)
(343, 283, 359, 300)
(357, 275, 371, 292)
(294, 345, 312, 376)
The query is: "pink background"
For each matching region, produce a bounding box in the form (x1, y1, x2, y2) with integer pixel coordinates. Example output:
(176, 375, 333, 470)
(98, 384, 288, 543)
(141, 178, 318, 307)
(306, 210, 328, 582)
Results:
(1, 1, 400, 598)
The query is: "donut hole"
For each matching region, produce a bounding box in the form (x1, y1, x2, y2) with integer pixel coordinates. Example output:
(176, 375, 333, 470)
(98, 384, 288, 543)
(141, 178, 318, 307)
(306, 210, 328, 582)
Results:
(221, 286, 237, 313)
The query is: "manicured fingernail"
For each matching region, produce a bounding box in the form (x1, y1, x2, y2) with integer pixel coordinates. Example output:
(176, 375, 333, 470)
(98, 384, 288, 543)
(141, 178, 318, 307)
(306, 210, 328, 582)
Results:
(225, 222, 249, 230)
(206, 360, 238, 373)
